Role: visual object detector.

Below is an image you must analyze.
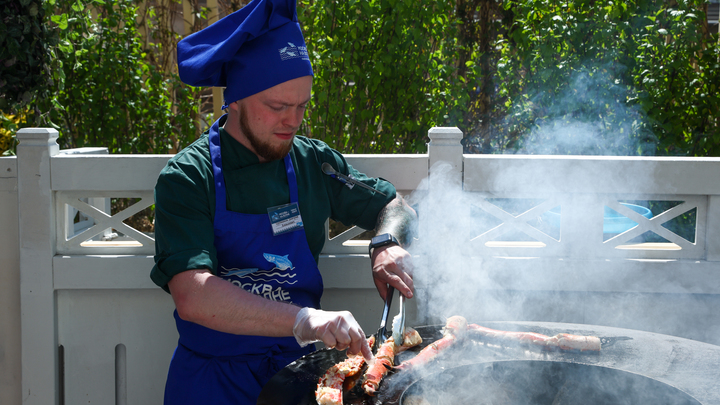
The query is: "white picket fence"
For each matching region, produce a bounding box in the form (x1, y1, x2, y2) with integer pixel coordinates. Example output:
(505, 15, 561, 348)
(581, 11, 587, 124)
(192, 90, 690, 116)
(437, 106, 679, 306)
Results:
(1, 127, 719, 405)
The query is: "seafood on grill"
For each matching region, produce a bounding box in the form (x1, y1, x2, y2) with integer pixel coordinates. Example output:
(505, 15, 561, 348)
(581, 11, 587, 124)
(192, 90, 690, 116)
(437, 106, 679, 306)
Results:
(394, 315, 467, 371)
(362, 338, 395, 396)
(316, 328, 422, 404)
(362, 327, 422, 396)
(315, 336, 375, 405)
(468, 324, 602, 352)
(395, 316, 601, 371)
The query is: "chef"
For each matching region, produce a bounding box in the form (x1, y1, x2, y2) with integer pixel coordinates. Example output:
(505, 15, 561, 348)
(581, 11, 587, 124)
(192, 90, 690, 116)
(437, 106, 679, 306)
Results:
(149, 0, 418, 403)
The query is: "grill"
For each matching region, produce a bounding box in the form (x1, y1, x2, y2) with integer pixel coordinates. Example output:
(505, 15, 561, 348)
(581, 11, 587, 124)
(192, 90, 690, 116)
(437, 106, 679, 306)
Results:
(258, 321, 720, 405)
(402, 361, 700, 404)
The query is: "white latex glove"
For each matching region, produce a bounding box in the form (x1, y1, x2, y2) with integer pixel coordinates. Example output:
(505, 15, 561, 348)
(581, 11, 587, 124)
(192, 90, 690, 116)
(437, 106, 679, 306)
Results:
(293, 307, 373, 361)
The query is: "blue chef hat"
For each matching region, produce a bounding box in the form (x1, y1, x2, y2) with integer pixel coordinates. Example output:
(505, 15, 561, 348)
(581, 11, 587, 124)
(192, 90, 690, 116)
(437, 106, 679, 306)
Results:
(177, 0, 313, 108)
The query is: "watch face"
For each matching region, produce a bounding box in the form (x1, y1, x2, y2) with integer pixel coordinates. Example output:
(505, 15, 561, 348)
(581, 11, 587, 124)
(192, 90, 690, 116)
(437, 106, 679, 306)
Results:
(372, 233, 392, 246)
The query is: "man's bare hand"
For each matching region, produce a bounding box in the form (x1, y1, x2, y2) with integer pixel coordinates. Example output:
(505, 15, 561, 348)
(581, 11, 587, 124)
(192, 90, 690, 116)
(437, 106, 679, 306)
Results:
(371, 244, 414, 301)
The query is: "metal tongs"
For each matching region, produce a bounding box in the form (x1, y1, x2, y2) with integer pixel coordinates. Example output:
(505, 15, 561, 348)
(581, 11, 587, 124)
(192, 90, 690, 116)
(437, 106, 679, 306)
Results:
(374, 286, 394, 352)
(392, 292, 406, 346)
(373, 286, 406, 351)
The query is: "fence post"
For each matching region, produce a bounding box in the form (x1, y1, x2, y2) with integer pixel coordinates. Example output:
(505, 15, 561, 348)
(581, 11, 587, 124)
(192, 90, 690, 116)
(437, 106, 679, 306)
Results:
(427, 127, 464, 184)
(17, 128, 60, 405)
(0, 152, 20, 405)
(418, 127, 464, 323)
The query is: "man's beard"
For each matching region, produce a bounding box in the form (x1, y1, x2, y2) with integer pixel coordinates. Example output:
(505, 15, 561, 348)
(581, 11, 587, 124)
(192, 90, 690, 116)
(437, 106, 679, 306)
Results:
(239, 104, 293, 161)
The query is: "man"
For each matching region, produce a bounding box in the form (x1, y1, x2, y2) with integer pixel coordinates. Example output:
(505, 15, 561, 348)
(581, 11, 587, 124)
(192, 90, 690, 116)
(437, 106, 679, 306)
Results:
(149, 0, 417, 403)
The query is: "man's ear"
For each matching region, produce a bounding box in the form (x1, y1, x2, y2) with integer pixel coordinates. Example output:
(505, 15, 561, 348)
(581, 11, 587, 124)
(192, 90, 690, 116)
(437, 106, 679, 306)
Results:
(227, 101, 240, 112)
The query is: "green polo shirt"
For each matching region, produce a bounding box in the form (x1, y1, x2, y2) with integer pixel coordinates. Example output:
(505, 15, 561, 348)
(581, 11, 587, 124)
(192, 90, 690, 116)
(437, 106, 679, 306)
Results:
(150, 120, 396, 292)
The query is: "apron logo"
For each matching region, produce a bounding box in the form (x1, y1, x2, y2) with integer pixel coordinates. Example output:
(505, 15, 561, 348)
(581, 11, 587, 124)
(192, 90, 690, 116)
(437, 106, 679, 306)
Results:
(278, 42, 309, 61)
(263, 253, 294, 270)
(220, 267, 259, 278)
(220, 253, 297, 302)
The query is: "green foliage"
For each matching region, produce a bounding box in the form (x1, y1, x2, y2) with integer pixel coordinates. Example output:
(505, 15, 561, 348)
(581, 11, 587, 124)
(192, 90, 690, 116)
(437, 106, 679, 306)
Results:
(631, 0, 720, 156)
(3, 0, 717, 156)
(0, 0, 56, 114)
(301, 0, 718, 156)
(0, 109, 28, 155)
(492, 0, 720, 156)
(36, 0, 204, 154)
(0, 0, 205, 154)
(299, 0, 462, 153)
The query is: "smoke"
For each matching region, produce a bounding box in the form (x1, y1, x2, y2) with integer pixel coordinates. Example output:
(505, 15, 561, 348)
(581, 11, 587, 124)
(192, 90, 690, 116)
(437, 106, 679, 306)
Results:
(387, 69, 720, 405)
(405, 161, 549, 325)
(406, 161, 505, 323)
(401, 68, 710, 341)
(368, 30, 718, 405)
(510, 68, 659, 157)
(397, 135, 715, 404)
(405, 158, 676, 329)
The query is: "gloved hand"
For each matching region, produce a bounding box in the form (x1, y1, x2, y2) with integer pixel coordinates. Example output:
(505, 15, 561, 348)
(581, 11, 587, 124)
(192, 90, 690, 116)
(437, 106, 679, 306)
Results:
(293, 307, 373, 361)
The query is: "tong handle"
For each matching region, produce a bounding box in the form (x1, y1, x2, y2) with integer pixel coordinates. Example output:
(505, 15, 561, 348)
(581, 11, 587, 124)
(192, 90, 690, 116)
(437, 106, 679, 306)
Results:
(392, 294, 405, 345)
(375, 286, 395, 350)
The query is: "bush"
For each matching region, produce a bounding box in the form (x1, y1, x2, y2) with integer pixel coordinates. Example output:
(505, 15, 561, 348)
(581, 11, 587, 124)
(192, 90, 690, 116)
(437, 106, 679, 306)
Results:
(0, 0, 56, 114)
(3, 0, 717, 157)
(299, 0, 463, 154)
(37, 0, 205, 153)
(2, 0, 206, 154)
(490, 0, 720, 156)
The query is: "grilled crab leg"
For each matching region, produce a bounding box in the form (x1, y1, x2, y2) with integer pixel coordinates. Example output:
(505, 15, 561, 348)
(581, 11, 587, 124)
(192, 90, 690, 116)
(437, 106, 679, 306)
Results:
(315, 336, 375, 405)
(467, 324, 602, 352)
(394, 315, 467, 371)
(362, 338, 395, 396)
(362, 327, 422, 396)
(395, 316, 602, 372)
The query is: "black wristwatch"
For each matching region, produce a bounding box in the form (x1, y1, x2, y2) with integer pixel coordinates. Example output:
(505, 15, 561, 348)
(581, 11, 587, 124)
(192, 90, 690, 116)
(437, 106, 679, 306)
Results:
(368, 233, 399, 255)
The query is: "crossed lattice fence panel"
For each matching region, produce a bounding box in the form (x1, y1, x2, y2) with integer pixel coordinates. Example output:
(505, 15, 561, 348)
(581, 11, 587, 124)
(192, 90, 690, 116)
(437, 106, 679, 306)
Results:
(56, 191, 155, 255)
(463, 194, 705, 260)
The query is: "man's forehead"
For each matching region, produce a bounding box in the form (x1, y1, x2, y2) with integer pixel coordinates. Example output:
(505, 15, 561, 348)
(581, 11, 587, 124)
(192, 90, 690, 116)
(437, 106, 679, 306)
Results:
(256, 76, 313, 102)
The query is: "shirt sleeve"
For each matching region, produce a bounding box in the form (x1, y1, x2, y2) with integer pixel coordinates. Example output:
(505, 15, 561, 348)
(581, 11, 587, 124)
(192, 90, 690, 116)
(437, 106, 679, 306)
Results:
(150, 145, 217, 293)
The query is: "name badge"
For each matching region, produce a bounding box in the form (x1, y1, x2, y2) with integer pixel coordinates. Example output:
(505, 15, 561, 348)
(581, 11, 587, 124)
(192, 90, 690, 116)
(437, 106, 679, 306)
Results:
(267, 203, 304, 235)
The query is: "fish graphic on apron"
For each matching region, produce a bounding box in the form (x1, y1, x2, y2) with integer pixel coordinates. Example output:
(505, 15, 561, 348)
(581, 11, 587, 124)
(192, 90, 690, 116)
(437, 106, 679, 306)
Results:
(163, 115, 324, 404)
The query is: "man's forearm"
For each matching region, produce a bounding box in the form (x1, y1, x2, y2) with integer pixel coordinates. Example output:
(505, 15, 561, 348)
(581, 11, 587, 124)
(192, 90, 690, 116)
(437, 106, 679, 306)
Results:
(168, 269, 301, 336)
(374, 193, 418, 246)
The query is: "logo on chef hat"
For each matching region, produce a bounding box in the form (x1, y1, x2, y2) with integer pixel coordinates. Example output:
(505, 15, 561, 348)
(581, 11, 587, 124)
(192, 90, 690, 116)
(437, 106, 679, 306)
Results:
(279, 42, 309, 61)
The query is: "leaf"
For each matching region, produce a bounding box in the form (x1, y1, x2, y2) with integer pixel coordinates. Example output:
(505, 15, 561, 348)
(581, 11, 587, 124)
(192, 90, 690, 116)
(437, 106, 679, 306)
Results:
(57, 41, 73, 54)
(51, 14, 69, 30)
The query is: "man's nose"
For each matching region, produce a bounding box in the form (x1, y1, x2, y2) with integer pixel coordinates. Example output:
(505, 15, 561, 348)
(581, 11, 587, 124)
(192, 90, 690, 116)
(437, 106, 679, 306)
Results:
(283, 107, 304, 128)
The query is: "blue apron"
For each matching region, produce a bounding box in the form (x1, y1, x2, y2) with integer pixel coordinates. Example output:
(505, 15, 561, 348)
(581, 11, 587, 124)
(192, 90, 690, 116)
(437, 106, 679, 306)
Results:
(164, 116, 324, 404)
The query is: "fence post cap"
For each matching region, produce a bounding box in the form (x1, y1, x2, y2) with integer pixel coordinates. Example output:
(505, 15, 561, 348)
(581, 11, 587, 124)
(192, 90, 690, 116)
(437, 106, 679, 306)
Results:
(428, 127, 463, 143)
(16, 127, 59, 145)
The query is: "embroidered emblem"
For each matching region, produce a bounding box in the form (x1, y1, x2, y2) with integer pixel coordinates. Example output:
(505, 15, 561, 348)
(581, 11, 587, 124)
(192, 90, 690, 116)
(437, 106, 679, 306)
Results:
(279, 42, 309, 61)
(263, 253, 294, 270)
